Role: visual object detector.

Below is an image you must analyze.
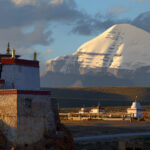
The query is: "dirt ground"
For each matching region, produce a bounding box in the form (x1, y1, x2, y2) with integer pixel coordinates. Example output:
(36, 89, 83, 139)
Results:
(62, 120, 150, 137)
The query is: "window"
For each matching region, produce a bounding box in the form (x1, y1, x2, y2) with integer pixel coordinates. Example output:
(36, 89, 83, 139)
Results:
(24, 98, 32, 109)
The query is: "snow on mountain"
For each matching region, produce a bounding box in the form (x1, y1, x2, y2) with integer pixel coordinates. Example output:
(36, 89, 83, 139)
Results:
(75, 24, 150, 70)
(44, 24, 150, 77)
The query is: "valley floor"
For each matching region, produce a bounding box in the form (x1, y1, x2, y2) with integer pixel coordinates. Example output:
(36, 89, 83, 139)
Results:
(62, 120, 150, 137)
(62, 120, 150, 150)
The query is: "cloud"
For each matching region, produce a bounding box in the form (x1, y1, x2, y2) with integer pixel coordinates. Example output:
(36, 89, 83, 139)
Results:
(11, 0, 51, 6)
(0, 23, 53, 56)
(0, 0, 84, 55)
(42, 49, 53, 55)
(132, 11, 150, 32)
(136, 0, 150, 1)
(71, 12, 130, 35)
(0, 0, 82, 29)
(11, 0, 36, 6)
(107, 7, 125, 16)
(0, 0, 150, 58)
(12, 0, 66, 6)
(71, 8, 150, 36)
(49, 0, 63, 5)
(72, 10, 150, 36)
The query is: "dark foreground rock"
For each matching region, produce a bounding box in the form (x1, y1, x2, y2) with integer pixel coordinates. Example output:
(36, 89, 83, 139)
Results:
(0, 123, 75, 150)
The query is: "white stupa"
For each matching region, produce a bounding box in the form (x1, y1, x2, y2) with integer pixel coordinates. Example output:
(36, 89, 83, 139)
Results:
(127, 97, 145, 118)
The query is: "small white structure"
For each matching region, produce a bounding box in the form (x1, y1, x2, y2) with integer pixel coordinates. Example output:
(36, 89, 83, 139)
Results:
(78, 107, 88, 114)
(90, 104, 105, 114)
(127, 101, 145, 118)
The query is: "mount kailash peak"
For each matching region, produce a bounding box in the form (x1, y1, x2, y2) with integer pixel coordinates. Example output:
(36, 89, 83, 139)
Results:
(41, 24, 150, 87)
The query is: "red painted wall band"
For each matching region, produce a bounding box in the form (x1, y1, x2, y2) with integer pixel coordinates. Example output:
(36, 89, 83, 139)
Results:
(0, 90, 50, 95)
(1, 58, 39, 68)
(0, 80, 5, 84)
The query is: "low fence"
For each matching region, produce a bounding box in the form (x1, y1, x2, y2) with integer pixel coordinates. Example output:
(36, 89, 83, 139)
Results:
(59, 113, 131, 121)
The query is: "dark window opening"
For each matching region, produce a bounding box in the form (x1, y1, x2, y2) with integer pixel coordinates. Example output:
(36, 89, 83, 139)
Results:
(24, 144, 28, 147)
(0, 64, 2, 78)
(126, 148, 133, 150)
(45, 144, 52, 149)
(135, 148, 142, 150)
(25, 98, 32, 109)
(12, 82, 15, 89)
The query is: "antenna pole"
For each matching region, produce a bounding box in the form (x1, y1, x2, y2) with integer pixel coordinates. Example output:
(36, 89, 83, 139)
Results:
(135, 96, 138, 102)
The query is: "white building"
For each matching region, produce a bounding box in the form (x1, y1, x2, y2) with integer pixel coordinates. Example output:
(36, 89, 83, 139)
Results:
(127, 101, 145, 118)
(78, 107, 88, 114)
(90, 104, 105, 114)
(0, 44, 57, 146)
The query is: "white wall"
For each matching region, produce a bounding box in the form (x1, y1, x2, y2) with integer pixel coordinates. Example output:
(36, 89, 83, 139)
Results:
(1, 65, 40, 90)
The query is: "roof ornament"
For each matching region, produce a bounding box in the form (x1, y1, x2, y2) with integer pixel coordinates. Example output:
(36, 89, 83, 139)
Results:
(33, 52, 37, 61)
(12, 48, 15, 58)
(97, 101, 101, 109)
(135, 96, 138, 102)
(6, 42, 10, 55)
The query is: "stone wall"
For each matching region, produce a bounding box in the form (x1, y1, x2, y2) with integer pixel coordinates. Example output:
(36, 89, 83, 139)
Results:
(0, 94, 17, 143)
(0, 92, 57, 146)
(17, 94, 55, 145)
(0, 92, 75, 150)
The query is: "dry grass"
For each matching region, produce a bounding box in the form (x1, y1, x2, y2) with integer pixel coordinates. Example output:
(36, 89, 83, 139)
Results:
(62, 120, 150, 137)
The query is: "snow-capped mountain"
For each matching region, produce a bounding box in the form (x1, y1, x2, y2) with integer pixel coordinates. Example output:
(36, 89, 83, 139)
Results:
(41, 24, 150, 87)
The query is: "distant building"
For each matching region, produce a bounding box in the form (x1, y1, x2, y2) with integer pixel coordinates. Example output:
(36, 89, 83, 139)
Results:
(78, 107, 88, 114)
(127, 101, 145, 118)
(90, 103, 105, 114)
